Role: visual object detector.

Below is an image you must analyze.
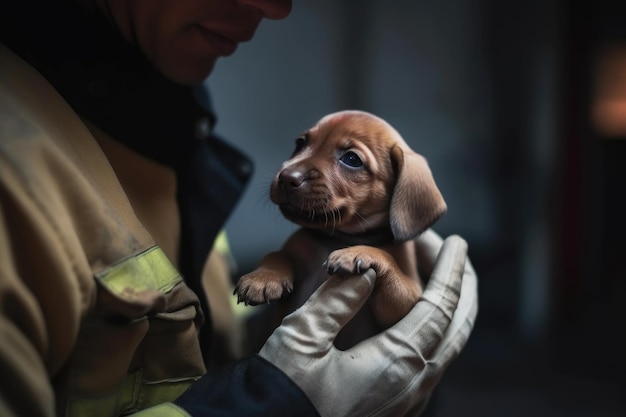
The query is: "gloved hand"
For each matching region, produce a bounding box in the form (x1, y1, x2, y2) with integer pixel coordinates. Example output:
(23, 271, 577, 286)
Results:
(258, 231, 478, 417)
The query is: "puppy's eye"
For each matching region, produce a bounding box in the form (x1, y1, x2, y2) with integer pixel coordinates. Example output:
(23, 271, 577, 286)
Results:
(339, 151, 363, 168)
(292, 137, 306, 155)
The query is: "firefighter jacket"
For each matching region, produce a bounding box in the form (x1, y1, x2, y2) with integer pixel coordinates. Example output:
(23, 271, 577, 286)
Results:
(0, 1, 318, 416)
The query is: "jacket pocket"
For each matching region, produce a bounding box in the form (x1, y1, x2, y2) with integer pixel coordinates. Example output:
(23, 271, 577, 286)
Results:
(59, 246, 205, 417)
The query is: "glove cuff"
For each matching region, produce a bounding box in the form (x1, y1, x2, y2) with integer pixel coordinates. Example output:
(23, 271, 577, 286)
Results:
(174, 355, 320, 417)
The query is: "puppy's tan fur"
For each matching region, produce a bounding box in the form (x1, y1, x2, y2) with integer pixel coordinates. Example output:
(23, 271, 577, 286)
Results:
(235, 110, 446, 332)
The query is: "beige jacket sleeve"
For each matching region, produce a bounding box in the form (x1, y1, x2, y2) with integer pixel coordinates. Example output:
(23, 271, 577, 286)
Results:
(0, 43, 204, 416)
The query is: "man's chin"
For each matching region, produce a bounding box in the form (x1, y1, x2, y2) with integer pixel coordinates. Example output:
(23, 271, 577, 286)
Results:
(157, 56, 218, 86)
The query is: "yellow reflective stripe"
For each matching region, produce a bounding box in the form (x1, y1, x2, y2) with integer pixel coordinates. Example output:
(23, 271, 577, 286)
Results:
(213, 230, 230, 256)
(66, 370, 198, 417)
(121, 368, 143, 412)
(96, 246, 182, 295)
(131, 403, 191, 417)
(66, 392, 120, 417)
(138, 378, 199, 410)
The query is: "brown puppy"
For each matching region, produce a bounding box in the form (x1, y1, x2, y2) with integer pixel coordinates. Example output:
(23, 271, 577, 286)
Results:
(235, 110, 446, 334)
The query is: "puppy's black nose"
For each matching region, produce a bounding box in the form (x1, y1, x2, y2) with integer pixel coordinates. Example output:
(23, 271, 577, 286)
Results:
(279, 167, 305, 191)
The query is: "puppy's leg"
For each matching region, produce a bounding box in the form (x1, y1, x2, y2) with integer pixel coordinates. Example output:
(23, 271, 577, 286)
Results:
(235, 251, 294, 305)
(325, 245, 422, 326)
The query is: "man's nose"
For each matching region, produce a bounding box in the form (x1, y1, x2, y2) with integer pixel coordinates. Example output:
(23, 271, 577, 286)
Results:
(237, 0, 292, 20)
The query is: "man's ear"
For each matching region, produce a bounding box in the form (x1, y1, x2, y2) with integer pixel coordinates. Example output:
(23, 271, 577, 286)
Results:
(389, 145, 447, 241)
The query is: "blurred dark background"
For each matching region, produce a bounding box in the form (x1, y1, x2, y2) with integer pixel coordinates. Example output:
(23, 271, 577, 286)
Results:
(207, 0, 625, 415)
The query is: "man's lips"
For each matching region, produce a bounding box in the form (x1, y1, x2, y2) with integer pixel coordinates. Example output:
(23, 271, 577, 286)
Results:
(195, 25, 239, 56)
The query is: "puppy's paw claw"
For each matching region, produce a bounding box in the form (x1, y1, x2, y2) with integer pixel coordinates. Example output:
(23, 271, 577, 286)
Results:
(355, 259, 363, 274)
(324, 248, 374, 276)
(324, 263, 341, 275)
(234, 272, 292, 306)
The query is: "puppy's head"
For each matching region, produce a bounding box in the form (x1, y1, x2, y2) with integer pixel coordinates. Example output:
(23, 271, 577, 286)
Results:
(270, 110, 446, 241)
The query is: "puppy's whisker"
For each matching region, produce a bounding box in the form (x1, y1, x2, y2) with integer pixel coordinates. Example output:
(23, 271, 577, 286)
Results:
(253, 189, 272, 211)
(324, 202, 337, 230)
(333, 208, 341, 234)
(272, 210, 286, 224)
(354, 211, 370, 233)
(320, 203, 330, 229)
(253, 177, 275, 210)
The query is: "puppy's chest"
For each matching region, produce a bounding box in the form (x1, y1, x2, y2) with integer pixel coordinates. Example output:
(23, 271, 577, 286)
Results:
(289, 231, 345, 294)
(286, 228, 419, 288)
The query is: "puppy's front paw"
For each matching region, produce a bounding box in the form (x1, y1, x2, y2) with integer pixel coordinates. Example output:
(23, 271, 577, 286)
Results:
(234, 271, 293, 305)
(324, 246, 376, 276)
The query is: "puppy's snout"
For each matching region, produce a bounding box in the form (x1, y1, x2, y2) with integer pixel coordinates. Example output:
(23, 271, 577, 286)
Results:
(278, 167, 305, 192)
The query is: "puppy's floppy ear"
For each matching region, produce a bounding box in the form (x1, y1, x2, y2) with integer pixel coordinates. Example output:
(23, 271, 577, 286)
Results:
(389, 145, 447, 241)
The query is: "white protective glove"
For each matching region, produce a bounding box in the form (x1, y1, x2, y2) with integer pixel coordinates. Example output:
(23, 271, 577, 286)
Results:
(259, 231, 478, 417)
